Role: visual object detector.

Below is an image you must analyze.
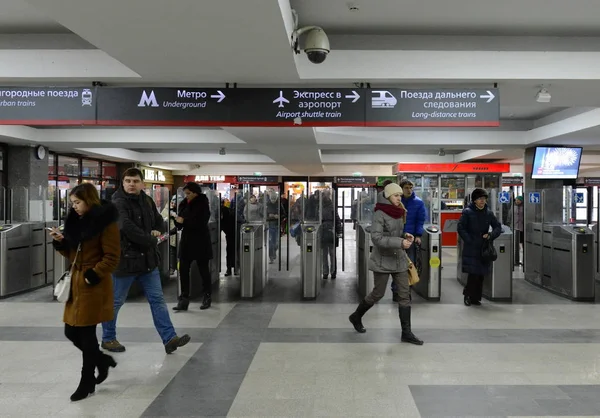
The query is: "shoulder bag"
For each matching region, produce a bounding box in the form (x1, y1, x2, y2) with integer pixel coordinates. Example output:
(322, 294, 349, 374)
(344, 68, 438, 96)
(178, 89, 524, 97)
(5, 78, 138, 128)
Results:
(54, 243, 81, 303)
(405, 250, 420, 286)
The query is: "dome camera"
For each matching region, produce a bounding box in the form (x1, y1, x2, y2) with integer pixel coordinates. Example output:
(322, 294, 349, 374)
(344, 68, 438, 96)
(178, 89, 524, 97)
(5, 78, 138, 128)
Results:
(291, 10, 330, 64)
(303, 28, 330, 64)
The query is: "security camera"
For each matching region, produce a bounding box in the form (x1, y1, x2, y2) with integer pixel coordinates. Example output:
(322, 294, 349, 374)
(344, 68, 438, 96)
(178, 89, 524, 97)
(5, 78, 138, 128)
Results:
(148, 162, 153, 166)
(219, 147, 226, 156)
(291, 10, 330, 64)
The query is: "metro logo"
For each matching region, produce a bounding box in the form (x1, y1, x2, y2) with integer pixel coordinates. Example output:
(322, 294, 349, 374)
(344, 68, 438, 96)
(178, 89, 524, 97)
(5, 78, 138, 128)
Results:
(138, 90, 159, 107)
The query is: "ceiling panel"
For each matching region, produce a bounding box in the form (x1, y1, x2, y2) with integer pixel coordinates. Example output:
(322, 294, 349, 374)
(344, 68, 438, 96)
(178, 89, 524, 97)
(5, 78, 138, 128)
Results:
(0, 0, 67, 33)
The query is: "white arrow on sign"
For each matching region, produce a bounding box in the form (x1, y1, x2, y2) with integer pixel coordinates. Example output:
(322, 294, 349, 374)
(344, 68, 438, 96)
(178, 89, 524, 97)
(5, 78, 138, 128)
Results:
(345, 90, 360, 103)
(480, 90, 495, 103)
(210, 90, 226, 103)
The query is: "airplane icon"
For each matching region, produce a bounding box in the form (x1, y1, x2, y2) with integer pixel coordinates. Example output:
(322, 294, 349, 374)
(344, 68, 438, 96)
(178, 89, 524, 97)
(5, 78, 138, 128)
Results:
(273, 91, 289, 108)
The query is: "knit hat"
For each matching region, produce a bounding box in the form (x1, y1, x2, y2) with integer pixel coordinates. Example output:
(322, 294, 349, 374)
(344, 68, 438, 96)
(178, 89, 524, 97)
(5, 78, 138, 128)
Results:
(516, 195, 524, 202)
(384, 183, 403, 198)
(471, 188, 488, 201)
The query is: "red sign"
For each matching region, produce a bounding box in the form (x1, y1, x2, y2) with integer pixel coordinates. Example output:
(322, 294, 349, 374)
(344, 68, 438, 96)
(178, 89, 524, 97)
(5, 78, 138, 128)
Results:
(183, 175, 237, 183)
(395, 163, 510, 174)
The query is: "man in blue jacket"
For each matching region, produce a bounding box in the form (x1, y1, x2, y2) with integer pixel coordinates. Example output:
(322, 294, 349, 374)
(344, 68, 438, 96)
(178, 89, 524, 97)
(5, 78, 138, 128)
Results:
(391, 179, 426, 301)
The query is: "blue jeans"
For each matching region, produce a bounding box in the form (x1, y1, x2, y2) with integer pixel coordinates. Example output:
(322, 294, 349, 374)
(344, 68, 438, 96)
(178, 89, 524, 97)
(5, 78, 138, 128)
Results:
(102, 268, 177, 345)
(391, 244, 417, 293)
(268, 225, 278, 260)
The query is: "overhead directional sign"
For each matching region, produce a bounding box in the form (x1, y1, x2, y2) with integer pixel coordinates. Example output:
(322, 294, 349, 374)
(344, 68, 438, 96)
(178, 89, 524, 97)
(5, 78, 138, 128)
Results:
(96, 87, 230, 125)
(0, 87, 97, 125)
(228, 88, 366, 126)
(0, 86, 501, 127)
(365, 88, 500, 127)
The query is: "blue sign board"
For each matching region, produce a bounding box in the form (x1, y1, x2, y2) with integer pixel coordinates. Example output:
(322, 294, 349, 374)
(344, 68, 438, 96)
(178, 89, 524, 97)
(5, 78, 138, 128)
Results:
(529, 192, 540, 204)
(574, 192, 585, 204)
(498, 191, 510, 204)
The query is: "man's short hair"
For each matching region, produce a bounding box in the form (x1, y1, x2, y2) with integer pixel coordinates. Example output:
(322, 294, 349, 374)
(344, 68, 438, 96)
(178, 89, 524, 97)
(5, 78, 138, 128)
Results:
(122, 167, 143, 181)
(382, 179, 394, 187)
(400, 179, 414, 188)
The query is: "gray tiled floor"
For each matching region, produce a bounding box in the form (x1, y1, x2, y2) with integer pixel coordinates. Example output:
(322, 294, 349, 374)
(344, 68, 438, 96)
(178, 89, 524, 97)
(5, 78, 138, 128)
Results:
(4, 224, 600, 417)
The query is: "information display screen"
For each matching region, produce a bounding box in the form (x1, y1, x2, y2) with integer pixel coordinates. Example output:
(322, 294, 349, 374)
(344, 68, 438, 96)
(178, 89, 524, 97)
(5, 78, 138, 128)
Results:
(531, 147, 583, 179)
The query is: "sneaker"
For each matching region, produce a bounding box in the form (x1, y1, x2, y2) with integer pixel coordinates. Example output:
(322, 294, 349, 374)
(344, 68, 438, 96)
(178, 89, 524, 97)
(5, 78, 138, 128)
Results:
(101, 340, 126, 353)
(165, 334, 191, 354)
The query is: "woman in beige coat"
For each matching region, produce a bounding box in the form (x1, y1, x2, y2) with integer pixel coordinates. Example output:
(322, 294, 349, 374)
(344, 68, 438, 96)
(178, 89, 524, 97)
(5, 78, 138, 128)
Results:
(49, 183, 121, 402)
(348, 183, 423, 345)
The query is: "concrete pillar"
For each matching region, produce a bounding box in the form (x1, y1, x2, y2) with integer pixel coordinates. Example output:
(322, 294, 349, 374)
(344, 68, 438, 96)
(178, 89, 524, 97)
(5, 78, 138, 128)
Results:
(7, 145, 49, 222)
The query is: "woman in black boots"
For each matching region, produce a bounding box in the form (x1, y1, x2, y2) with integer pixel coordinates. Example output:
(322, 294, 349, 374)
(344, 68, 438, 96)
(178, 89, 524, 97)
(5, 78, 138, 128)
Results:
(173, 182, 213, 311)
(49, 183, 121, 402)
(348, 183, 423, 345)
(457, 188, 502, 306)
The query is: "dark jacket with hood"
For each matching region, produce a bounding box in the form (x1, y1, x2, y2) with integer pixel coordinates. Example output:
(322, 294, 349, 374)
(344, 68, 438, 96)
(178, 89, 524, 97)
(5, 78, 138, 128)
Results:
(321, 197, 342, 247)
(457, 202, 502, 275)
(53, 201, 120, 326)
(112, 188, 164, 277)
(175, 194, 213, 261)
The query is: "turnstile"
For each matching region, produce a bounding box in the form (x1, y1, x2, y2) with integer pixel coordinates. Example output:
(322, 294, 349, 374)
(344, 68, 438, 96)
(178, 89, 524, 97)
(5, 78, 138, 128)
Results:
(525, 222, 595, 301)
(240, 223, 268, 298)
(301, 222, 322, 300)
(356, 222, 374, 298)
(412, 224, 442, 301)
(457, 225, 514, 302)
(0, 222, 49, 298)
(590, 223, 599, 282)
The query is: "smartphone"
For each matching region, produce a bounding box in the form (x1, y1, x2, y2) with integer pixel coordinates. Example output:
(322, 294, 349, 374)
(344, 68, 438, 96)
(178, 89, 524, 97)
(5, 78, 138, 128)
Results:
(46, 227, 54, 231)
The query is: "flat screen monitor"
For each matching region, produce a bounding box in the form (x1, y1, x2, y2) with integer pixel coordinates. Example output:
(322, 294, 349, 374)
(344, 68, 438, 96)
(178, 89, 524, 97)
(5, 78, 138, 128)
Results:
(531, 146, 583, 179)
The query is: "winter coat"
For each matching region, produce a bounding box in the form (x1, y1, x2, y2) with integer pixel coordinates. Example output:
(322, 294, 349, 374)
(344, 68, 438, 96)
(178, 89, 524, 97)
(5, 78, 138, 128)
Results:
(401, 192, 426, 236)
(368, 193, 410, 274)
(112, 188, 164, 277)
(321, 198, 342, 247)
(175, 194, 213, 261)
(514, 204, 524, 231)
(53, 202, 120, 327)
(221, 204, 235, 236)
(457, 202, 503, 275)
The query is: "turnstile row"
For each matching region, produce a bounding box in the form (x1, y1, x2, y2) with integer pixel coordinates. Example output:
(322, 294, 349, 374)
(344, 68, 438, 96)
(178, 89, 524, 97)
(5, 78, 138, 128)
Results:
(525, 222, 595, 301)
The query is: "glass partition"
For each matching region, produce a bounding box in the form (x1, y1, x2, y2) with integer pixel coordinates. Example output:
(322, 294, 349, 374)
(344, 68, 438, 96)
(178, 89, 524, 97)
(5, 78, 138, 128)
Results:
(245, 190, 265, 223)
(356, 189, 376, 224)
(303, 189, 322, 223)
(265, 189, 281, 265)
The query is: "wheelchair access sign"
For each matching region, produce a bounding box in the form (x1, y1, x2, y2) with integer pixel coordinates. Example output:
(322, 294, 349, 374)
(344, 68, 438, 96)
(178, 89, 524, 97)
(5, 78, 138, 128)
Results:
(498, 191, 510, 204)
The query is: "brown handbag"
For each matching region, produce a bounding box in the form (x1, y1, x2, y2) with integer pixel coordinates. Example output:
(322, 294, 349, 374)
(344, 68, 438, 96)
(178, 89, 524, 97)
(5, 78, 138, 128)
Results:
(406, 251, 420, 286)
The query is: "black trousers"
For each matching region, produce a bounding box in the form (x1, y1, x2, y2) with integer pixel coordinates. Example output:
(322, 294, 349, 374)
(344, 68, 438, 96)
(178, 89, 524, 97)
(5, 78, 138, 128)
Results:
(463, 273, 484, 302)
(65, 324, 99, 379)
(225, 232, 235, 269)
(169, 245, 177, 271)
(179, 258, 212, 298)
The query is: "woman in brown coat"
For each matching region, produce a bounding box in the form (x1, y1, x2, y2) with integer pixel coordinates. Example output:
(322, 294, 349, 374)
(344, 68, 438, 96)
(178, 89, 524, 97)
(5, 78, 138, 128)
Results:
(49, 183, 121, 402)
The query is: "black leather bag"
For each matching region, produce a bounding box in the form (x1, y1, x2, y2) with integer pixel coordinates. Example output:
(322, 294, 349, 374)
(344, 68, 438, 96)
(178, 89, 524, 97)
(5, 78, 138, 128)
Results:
(481, 239, 498, 263)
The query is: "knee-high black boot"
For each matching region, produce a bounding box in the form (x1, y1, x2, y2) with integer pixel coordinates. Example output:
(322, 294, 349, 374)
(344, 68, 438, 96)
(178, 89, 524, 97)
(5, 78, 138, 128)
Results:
(399, 306, 423, 345)
(96, 352, 117, 385)
(349, 300, 373, 333)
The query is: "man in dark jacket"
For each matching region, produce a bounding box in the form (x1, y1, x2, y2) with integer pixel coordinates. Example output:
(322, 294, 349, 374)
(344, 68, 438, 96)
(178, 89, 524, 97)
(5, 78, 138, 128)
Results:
(101, 168, 191, 354)
(391, 179, 426, 301)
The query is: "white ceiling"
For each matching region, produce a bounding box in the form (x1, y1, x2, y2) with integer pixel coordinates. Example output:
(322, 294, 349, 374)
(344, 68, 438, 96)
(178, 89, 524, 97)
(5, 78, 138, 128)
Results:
(0, 0, 597, 175)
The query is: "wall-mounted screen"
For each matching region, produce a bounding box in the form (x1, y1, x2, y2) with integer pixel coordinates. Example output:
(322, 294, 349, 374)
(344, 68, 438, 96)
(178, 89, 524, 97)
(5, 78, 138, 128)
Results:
(531, 147, 583, 179)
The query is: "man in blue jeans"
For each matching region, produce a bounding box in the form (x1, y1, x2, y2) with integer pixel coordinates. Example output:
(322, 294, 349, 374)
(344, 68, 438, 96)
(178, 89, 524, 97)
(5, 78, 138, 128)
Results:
(101, 168, 191, 354)
(391, 179, 426, 302)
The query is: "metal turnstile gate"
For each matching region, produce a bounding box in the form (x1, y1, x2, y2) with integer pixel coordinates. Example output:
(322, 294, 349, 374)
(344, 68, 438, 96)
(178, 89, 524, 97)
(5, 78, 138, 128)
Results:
(356, 222, 374, 298)
(457, 225, 514, 302)
(301, 222, 322, 299)
(412, 224, 442, 301)
(240, 223, 267, 298)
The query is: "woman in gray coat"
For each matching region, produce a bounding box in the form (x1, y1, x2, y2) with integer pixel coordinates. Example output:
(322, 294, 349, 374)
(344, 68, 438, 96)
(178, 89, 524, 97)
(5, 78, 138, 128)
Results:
(349, 183, 423, 345)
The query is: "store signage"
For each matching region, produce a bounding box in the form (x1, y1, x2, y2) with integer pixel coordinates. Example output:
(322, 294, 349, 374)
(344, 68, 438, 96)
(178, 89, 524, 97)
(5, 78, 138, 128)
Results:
(0, 86, 500, 127)
(366, 88, 500, 127)
(582, 177, 600, 186)
(144, 169, 166, 182)
(0, 87, 97, 125)
(395, 163, 510, 174)
(237, 175, 279, 184)
(196, 175, 225, 182)
(96, 87, 230, 125)
(502, 177, 523, 186)
(335, 176, 377, 185)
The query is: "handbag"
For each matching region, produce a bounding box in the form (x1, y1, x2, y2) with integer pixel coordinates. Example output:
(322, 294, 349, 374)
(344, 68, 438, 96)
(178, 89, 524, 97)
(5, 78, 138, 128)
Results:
(54, 243, 81, 303)
(405, 251, 420, 286)
(481, 238, 498, 263)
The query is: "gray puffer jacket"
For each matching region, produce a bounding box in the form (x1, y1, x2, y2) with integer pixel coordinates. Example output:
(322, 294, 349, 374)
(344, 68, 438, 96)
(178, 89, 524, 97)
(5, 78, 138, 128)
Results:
(368, 192, 410, 274)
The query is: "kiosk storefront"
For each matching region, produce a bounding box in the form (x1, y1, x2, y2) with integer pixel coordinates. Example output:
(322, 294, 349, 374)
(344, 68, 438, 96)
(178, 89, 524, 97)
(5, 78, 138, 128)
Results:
(393, 163, 510, 247)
